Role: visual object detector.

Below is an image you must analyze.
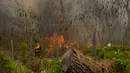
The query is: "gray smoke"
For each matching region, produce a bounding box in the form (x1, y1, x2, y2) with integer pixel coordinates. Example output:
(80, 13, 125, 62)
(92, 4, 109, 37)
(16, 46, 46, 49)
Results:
(0, 0, 130, 45)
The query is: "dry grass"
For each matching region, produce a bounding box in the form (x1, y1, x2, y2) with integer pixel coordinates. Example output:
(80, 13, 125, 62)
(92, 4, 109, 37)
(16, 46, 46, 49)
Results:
(99, 59, 115, 73)
(99, 59, 130, 73)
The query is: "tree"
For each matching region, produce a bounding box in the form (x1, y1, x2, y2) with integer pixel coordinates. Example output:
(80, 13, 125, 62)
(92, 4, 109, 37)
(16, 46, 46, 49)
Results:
(121, 0, 130, 45)
(11, 0, 41, 56)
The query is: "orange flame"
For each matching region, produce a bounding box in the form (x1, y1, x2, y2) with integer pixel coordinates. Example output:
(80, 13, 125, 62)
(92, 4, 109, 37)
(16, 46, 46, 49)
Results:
(45, 32, 65, 55)
(58, 35, 64, 48)
(46, 32, 92, 56)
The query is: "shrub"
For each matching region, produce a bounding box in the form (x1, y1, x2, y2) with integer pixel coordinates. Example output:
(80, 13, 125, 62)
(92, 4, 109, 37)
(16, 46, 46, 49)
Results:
(19, 43, 29, 63)
(14, 64, 32, 73)
(0, 50, 16, 71)
(86, 44, 130, 71)
(98, 45, 130, 71)
(40, 59, 62, 73)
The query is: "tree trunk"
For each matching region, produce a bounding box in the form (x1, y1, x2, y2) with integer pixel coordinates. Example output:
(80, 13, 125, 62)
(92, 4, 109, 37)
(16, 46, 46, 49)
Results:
(62, 49, 104, 73)
(93, 30, 97, 60)
(56, 33, 59, 57)
(11, 40, 14, 59)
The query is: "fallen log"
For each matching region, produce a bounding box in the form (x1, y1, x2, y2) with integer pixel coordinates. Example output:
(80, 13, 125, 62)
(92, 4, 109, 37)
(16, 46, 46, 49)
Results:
(61, 49, 104, 73)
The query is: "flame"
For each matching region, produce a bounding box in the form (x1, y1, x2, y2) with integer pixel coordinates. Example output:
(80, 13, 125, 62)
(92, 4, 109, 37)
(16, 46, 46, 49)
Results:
(63, 44, 70, 49)
(45, 32, 65, 55)
(47, 44, 53, 55)
(63, 40, 80, 49)
(58, 35, 64, 48)
(45, 32, 92, 56)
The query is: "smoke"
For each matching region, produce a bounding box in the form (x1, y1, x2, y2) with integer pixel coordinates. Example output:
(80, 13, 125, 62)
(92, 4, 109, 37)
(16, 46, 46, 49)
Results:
(0, 0, 129, 45)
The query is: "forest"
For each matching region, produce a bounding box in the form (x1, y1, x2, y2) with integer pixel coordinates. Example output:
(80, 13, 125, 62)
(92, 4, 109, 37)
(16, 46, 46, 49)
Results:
(0, 0, 130, 73)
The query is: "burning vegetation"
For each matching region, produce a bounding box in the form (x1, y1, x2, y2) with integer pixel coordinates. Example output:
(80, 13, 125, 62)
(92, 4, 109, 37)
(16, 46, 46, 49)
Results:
(45, 32, 93, 56)
(45, 32, 65, 56)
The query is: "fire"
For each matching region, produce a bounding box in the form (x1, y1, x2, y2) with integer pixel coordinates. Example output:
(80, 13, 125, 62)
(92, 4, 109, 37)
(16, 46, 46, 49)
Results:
(47, 44, 53, 55)
(63, 44, 70, 49)
(45, 32, 91, 56)
(58, 35, 64, 48)
(45, 32, 65, 55)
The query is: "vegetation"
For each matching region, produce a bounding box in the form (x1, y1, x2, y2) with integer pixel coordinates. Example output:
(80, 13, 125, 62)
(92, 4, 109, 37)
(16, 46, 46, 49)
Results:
(19, 43, 29, 63)
(2, 43, 130, 73)
(0, 50, 16, 71)
(0, 0, 130, 73)
(85, 44, 130, 72)
(0, 48, 62, 73)
(40, 59, 62, 73)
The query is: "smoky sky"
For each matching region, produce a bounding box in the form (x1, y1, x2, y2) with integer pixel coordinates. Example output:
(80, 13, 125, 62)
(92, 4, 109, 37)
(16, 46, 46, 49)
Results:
(0, 0, 130, 45)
